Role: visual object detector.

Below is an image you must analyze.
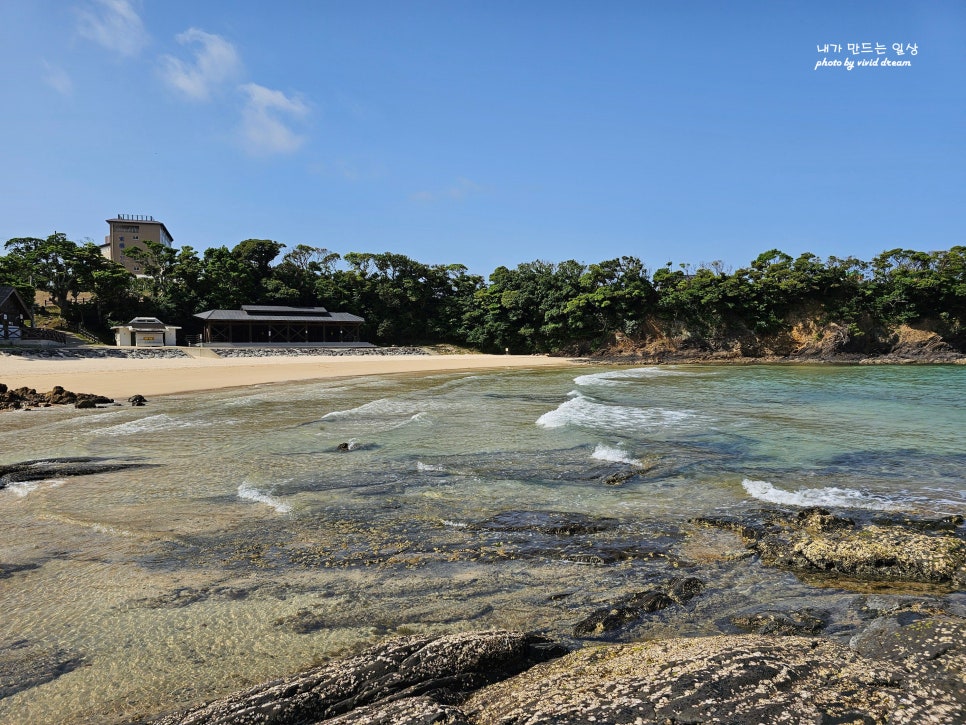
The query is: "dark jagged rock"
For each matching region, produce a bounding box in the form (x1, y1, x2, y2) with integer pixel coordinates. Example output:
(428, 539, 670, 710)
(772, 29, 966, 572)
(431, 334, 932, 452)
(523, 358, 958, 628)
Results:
(152, 630, 568, 725)
(731, 608, 827, 636)
(0, 457, 155, 490)
(464, 633, 965, 724)
(471, 511, 619, 536)
(573, 576, 703, 638)
(0, 384, 114, 411)
(129, 394, 148, 406)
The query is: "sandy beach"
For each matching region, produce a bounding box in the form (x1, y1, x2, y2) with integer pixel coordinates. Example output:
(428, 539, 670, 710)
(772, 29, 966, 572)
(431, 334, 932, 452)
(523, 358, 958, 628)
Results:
(0, 351, 578, 400)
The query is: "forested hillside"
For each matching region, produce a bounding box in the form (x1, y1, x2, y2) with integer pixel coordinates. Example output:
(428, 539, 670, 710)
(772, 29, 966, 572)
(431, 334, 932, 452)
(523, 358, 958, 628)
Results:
(2, 234, 964, 357)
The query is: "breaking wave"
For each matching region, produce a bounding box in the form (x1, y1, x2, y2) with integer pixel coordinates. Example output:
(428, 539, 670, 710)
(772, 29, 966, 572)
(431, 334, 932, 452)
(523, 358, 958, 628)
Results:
(742, 479, 901, 511)
(537, 392, 694, 433)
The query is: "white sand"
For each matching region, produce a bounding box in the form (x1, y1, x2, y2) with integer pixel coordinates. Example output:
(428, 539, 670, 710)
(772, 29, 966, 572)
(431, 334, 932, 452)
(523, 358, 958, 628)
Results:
(0, 351, 578, 400)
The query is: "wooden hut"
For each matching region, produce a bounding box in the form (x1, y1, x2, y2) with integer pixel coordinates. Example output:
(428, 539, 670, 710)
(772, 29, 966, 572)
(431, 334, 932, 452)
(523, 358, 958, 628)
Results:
(0, 286, 33, 343)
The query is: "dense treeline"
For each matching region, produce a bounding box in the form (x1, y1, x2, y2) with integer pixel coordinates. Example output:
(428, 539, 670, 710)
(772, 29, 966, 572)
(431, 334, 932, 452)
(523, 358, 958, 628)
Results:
(2, 233, 964, 353)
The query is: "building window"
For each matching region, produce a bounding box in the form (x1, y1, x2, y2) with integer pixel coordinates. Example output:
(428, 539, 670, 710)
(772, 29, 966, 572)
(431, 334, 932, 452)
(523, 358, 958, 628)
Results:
(119, 242, 125, 248)
(119, 236, 124, 241)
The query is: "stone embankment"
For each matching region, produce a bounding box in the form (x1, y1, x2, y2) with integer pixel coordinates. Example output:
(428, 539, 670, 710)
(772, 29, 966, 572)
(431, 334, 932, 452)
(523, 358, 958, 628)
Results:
(0, 346, 431, 360)
(210, 346, 430, 358)
(0, 347, 190, 359)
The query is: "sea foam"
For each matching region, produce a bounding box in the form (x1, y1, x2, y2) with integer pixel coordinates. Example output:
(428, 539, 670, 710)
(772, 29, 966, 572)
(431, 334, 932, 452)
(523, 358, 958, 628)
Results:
(742, 479, 901, 511)
(537, 393, 693, 433)
(591, 444, 639, 465)
(237, 483, 292, 513)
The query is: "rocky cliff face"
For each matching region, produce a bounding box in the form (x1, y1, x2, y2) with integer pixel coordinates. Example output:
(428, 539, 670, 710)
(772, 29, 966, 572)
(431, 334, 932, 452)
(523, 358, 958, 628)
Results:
(592, 319, 965, 364)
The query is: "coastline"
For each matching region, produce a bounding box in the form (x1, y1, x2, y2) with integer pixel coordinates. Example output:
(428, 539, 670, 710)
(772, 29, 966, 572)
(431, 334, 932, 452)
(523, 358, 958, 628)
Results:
(0, 350, 579, 400)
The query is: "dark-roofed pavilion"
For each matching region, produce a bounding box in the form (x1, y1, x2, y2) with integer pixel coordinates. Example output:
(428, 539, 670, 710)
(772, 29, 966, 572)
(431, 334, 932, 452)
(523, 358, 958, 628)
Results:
(194, 305, 364, 345)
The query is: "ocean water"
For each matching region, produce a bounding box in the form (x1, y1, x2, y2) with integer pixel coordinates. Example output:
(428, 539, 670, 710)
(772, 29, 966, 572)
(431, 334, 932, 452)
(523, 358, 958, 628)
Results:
(0, 363, 964, 722)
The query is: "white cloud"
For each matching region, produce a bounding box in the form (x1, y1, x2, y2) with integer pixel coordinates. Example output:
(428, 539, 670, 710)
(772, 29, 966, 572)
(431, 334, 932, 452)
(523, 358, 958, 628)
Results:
(412, 177, 483, 202)
(42, 61, 73, 95)
(75, 0, 147, 57)
(159, 28, 242, 101)
(238, 83, 309, 156)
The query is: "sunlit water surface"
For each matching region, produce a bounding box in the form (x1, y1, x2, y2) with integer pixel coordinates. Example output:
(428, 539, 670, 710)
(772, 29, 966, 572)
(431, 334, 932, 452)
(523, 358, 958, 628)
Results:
(1, 364, 964, 722)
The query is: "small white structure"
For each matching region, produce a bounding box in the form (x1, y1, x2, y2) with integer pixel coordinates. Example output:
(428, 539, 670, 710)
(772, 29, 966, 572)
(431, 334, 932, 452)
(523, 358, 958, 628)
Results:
(112, 317, 180, 347)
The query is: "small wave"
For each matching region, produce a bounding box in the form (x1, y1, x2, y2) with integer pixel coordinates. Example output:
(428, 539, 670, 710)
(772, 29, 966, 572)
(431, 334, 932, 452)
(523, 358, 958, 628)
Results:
(742, 479, 901, 511)
(4, 478, 67, 498)
(574, 367, 691, 387)
(321, 398, 421, 421)
(97, 414, 203, 436)
(537, 393, 694, 433)
(592, 444, 638, 465)
(387, 412, 430, 430)
(237, 483, 291, 514)
(442, 519, 468, 528)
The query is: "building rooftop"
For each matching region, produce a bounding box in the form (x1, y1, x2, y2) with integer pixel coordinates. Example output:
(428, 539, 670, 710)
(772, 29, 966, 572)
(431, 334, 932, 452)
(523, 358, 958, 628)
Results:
(195, 307, 364, 324)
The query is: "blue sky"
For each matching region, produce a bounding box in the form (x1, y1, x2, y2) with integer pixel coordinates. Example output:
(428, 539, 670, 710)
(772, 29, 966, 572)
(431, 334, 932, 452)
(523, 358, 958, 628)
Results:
(1, 1, 963, 276)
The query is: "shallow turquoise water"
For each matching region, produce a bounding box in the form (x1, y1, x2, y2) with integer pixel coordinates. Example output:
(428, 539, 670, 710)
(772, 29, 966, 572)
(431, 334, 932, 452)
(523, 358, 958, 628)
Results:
(0, 363, 963, 722)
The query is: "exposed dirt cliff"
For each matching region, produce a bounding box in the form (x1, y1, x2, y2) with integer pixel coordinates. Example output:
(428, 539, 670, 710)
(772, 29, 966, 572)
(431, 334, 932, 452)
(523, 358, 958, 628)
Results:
(587, 318, 964, 364)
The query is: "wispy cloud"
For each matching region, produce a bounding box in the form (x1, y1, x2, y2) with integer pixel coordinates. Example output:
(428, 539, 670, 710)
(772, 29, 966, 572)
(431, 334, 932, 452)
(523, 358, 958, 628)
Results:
(159, 28, 242, 101)
(75, 0, 147, 57)
(42, 61, 73, 95)
(238, 83, 309, 156)
(412, 177, 483, 202)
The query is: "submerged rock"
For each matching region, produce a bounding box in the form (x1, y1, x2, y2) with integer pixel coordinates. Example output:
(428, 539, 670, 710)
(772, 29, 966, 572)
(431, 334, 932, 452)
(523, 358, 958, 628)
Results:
(731, 608, 827, 636)
(0, 639, 85, 700)
(573, 576, 704, 638)
(0, 457, 155, 490)
(471, 510, 619, 536)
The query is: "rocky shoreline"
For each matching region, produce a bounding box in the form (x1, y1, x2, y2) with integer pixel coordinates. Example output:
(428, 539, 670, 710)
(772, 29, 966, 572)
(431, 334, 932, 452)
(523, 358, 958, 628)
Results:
(2, 456, 963, 723)
(137, 504, 965, 724)
(146, 617, 966, 724)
